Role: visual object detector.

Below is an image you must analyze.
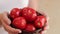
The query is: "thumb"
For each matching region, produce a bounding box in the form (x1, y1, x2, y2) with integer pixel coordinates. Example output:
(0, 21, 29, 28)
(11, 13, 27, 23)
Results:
(1, 12, 11, 25)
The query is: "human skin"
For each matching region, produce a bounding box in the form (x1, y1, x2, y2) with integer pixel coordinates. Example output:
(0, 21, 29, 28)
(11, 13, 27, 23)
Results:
(0, 0, 49, 34)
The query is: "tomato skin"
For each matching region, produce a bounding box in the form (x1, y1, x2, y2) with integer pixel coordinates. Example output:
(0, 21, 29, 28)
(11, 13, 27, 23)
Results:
(12, 17, 26, 30)
(10, 8, 21, 19)
(25, 24, 36, 32)
(22, 7, 37, 22)
(34, 16, 46, 28)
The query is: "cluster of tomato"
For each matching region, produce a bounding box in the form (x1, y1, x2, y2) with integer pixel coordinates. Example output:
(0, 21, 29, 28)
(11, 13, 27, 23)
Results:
(10, 7, 47, 32)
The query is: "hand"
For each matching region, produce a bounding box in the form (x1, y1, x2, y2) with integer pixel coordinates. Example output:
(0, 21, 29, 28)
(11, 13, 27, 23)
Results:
(0, 12, 22, 34)
(40, 22, 49, 34)
(39, 11, 49, 34)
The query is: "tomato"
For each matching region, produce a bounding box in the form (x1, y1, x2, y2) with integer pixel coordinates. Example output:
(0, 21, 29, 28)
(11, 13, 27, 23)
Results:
(22, 7, 37, 22)
(10, 8, 21, 19)
(25, 24, 36, 32)
(12, 17, 26, 30)
(34, 16, 46, 28)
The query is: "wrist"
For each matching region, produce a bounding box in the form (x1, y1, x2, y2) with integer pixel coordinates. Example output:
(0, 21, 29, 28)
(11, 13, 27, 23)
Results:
(28, 0, 38, 11)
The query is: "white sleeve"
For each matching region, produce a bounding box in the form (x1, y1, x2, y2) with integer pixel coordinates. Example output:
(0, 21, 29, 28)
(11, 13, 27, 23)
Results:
(0, 0, 29, 13)
(0, 27, 8, 34)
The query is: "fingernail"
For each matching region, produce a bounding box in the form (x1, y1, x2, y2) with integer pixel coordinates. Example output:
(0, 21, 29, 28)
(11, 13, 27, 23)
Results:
(18, 30, 22, 33)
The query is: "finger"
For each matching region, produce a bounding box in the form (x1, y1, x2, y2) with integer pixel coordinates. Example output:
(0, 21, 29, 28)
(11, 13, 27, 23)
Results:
(44, 22, 49, 30)
(8, 33, 13, 34)
(1, 20, 22, 33)
(37, 11, 47, 16)
(1, 12, 11, 25)
(38, 11, 49, 34)
(8, 32, 19, 34)
(38, 11, 49, 21)
(40, 30, 47, 34)
(40, 23, 49, 34)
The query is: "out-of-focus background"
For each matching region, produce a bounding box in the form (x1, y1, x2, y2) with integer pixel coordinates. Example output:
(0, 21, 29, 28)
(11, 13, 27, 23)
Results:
(0, 0, 60, 34)
(38, 0, 60, 34)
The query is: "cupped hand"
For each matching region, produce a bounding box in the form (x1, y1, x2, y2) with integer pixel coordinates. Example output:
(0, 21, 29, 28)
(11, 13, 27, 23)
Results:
(39, 11, 49, 34)
(0, 12, 22, 34)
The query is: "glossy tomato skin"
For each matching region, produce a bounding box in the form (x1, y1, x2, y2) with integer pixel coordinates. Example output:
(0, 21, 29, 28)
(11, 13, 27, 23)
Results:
(12, 17, 26, 30)
(10, 8, 21, 19)
(34, 16, 46, 28)
(25, 24, 36, 32)
(22, 7, 37, 22)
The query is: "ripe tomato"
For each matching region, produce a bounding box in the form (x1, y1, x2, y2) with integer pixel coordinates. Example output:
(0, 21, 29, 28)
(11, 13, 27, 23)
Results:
(12, 17, 26, 30)
(10, 8, 21, 19)
(22, 7, 37, 22)
(25, 24, 36, 32)
(34, 16, 46, 28)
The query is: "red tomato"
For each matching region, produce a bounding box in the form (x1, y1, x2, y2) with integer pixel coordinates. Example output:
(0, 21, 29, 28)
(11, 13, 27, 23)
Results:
(25, 24, 36, 32)
(10, 8, 21, 19)
(12, 17, 26, 30)
(34, 16, 46, 28)
(22, 7, 37, 22)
